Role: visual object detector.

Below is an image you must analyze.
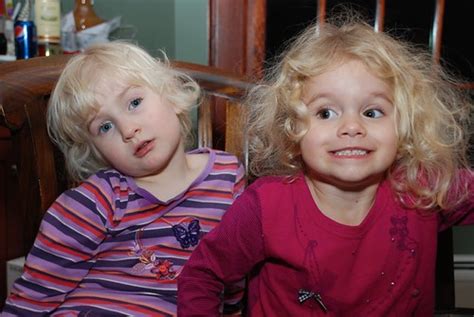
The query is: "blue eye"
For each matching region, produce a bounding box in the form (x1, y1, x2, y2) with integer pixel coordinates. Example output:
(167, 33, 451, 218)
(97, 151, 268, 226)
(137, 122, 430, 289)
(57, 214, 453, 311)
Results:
(316, 108, 337, 119)
(363, 109, 384, 118)
(129, 98, 143, 110)
(99, 121, 114, 134)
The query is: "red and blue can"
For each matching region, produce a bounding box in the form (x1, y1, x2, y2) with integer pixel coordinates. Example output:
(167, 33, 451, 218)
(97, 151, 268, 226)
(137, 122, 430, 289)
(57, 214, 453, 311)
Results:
(14, 20, 37, 59)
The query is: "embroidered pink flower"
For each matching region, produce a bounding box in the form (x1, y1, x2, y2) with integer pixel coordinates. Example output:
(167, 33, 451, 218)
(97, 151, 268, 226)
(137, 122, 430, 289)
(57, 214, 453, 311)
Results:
(130, 231, 177, 279)
(152, 259, 176, 279)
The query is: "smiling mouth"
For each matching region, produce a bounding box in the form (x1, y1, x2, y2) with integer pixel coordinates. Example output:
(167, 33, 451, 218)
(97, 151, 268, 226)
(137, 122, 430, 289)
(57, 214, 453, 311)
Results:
(332, 149, 369, 156)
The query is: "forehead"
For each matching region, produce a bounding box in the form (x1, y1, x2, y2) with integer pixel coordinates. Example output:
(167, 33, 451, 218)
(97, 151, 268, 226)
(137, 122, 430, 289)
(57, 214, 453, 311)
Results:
(83, 80, 129, 120)
(302, 60, 392, 98)
(94, 78, 129, 96)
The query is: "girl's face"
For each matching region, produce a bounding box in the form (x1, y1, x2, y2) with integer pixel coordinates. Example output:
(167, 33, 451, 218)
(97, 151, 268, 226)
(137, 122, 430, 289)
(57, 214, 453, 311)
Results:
(88, 81, 184, 178)
(300, 59, 398, 190)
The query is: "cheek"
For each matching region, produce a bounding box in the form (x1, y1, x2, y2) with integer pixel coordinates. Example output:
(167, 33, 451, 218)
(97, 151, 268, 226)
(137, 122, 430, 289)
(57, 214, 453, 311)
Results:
(383, 129, 399, 159)
(300, 132, 325, 160)
(91, 139, 115, 157)
(301, 126, 326, 147)
(387, 122, 398, 143)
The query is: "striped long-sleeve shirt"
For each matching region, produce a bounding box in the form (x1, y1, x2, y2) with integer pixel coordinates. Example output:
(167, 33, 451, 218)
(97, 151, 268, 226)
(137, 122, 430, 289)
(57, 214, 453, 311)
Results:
(2, 148, 245, 316)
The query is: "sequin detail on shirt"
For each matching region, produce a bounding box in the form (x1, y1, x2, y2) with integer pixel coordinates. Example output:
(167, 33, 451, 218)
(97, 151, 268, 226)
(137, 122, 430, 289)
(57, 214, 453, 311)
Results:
(389, 215, 418, 256)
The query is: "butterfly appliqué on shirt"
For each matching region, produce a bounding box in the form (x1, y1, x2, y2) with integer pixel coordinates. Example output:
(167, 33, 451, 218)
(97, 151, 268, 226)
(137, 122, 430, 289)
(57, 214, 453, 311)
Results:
(172, 218, 201, 249)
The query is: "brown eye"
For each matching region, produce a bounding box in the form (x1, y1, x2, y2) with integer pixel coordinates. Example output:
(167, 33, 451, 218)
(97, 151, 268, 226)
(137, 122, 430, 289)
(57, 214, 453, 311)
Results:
(363, 109, 383, 118)
(316, 108, 336, 119)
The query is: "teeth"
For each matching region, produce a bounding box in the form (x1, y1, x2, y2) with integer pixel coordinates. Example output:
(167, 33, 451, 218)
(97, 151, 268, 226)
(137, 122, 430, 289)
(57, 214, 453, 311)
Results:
(334, 149, 367, 156)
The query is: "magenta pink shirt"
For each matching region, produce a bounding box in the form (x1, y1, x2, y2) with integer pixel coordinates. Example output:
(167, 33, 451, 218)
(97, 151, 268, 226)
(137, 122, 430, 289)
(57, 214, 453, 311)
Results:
(178, 173, 474, 316)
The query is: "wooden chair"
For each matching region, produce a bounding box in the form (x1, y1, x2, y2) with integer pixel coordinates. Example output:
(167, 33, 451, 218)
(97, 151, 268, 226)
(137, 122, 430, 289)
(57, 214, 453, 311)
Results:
(0, 55, 252, 307)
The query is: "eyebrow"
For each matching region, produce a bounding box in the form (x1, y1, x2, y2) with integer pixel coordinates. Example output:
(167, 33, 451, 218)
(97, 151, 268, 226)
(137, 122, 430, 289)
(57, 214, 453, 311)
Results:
(370, 92, 393, 103)
(304, 91, 392, 104)
(117, 85, 137, 99)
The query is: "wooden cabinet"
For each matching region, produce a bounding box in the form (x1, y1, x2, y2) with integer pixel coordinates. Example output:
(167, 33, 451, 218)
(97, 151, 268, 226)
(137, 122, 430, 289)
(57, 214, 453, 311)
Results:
(0, 127, 10, 304)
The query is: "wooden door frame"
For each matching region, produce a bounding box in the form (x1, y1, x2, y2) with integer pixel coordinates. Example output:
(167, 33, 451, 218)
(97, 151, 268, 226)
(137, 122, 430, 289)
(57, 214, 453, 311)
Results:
(208, 0, 266, 77)
(207, 0, 266, 149)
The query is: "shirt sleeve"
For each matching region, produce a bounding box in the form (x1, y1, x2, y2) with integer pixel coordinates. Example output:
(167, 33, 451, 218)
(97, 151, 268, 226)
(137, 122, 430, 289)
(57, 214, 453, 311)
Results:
(178, 186, 265, 316)
(1, 183, 108, 316)
(438, 169, 474, 231)
(232, 161, 246, 199)
(221, 159, 247, 315)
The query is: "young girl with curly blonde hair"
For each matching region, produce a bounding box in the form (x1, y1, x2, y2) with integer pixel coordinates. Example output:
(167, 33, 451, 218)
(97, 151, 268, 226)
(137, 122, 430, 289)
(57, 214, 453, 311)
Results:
(178, 16, 473, 316)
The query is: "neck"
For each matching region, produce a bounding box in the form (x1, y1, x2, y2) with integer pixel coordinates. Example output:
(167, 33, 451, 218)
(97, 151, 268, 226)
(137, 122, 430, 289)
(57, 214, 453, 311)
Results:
(135, 141, 187, 184)
(134, 143, 206, 202)
(306, 176, 380, 226)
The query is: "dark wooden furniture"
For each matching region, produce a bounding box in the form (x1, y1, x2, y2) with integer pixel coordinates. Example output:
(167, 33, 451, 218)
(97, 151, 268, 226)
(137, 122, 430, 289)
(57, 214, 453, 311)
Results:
(208, 0, 266, 149)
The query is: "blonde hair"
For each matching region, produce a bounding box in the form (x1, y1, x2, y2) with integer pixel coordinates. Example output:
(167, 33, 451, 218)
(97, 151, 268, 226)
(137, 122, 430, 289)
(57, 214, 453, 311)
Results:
(247, 17, 472, 211)
(47, 41, 200, 182)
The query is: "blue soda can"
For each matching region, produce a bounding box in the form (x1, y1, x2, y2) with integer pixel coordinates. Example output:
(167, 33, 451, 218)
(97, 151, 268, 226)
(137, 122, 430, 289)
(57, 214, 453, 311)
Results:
(14, 20, 37, 59)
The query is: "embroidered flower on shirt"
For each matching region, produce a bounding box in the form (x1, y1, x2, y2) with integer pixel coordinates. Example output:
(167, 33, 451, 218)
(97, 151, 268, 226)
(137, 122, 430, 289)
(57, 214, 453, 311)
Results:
(152, 259, 176, 279)
(129, 231, 176, 279)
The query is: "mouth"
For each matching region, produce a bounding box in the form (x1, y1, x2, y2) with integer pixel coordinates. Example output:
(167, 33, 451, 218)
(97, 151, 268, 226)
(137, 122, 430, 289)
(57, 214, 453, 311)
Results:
(331, 148, 370, 157)
(135, 139, 154, 157)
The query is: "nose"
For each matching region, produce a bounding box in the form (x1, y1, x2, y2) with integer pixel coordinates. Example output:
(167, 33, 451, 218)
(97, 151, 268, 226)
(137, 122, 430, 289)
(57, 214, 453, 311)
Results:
(120, 121, 140, 142)
(337, 114, 366, 137)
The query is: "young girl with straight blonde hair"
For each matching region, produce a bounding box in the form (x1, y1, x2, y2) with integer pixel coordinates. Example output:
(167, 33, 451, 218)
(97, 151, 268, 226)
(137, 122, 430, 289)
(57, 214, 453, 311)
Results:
(2, 41, 245, 316)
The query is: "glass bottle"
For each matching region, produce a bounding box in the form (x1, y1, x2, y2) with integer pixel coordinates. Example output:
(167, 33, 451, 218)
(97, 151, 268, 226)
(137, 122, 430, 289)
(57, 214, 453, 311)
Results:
(35, 0, 62, 56)
(73, 0, 103, 32)
(0, 16, 7, 55)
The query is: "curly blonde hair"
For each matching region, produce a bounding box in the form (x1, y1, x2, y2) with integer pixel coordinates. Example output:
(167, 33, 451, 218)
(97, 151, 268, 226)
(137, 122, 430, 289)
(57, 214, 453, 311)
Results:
(247, 17, 472, 211)
(47, 41, 200, 182)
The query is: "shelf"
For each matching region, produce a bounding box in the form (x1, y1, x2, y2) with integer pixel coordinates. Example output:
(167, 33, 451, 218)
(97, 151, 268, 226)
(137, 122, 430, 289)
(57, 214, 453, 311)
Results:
(0, 55, 16, 62)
